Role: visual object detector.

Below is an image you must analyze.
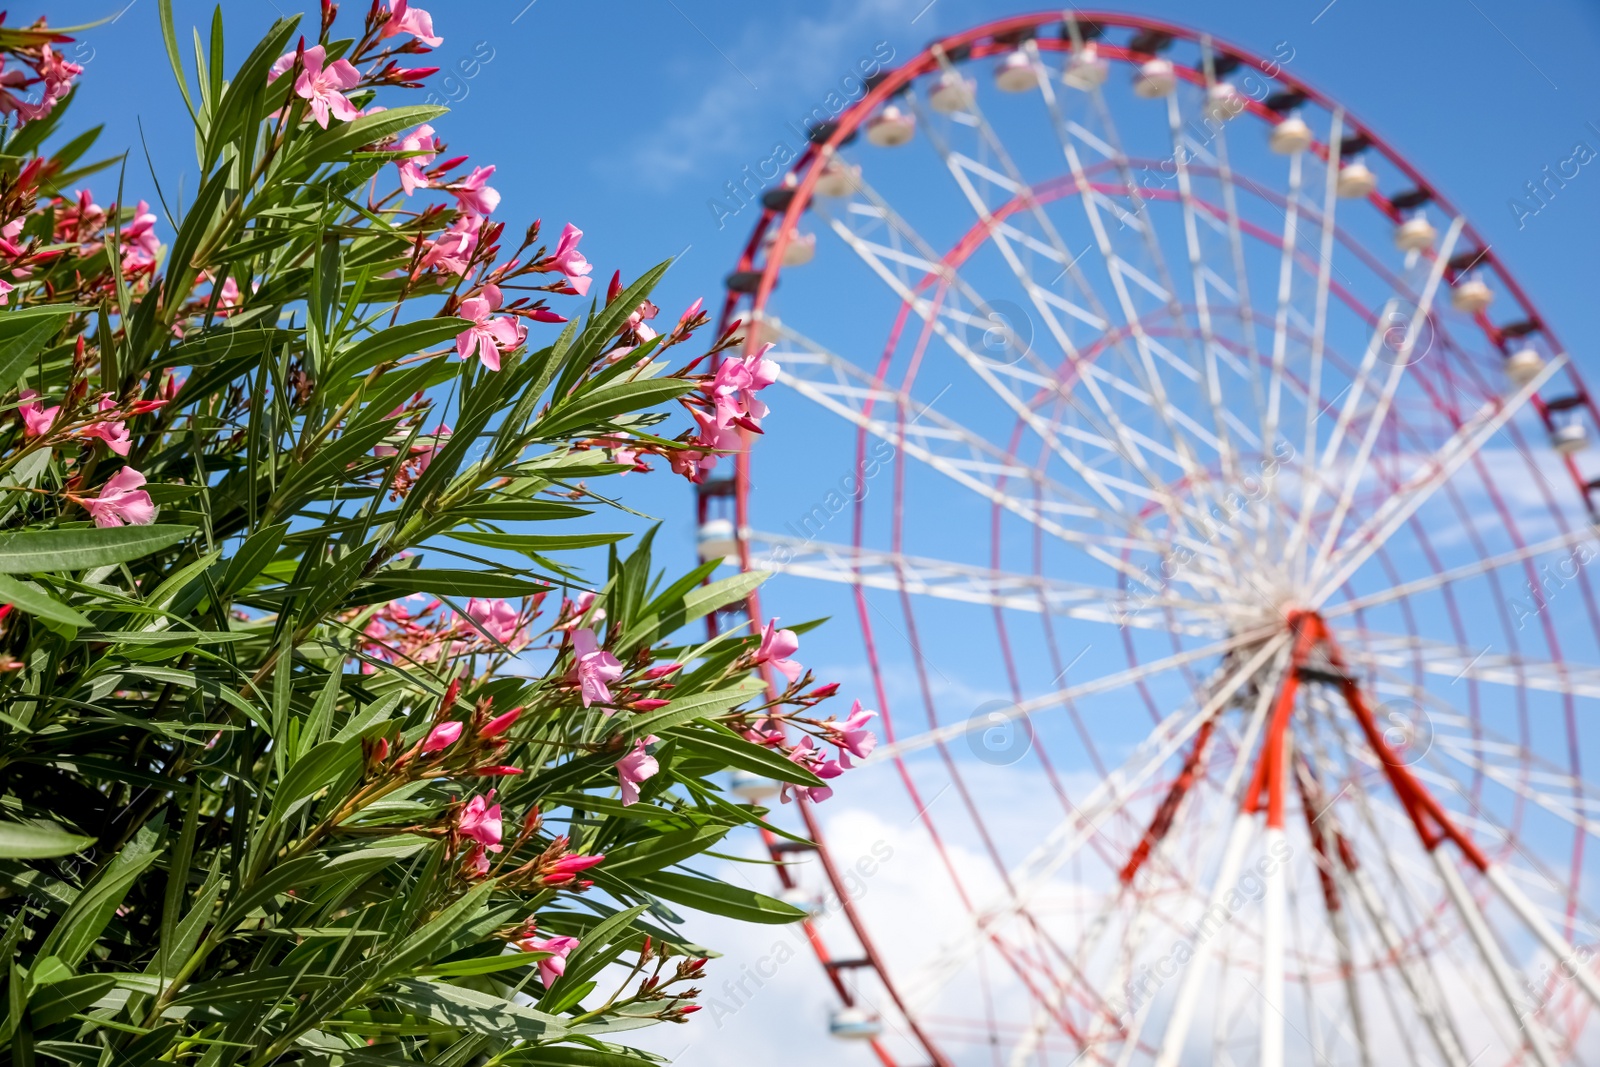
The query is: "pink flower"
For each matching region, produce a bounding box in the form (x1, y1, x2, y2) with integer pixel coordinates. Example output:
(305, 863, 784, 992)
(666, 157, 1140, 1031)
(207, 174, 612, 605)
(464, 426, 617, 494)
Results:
(669, 447, 717, 485)
(624, 299, 659, 342)
(294, 45, 361, 129)
(755, 619, 803, 683)
(516, 934, 580, 986)
(450, 165, 501, 220)
(572, 628, 623, 708)
(688, 407, 742, 461)
(36, 45, 81, 112)
(81, 467, 157, 528)
(395, 124, 437, 195)
(464, 844, 491, 876)
(121, 200, 159, 267)
(781, 737, 843, 804)
(829, 701, 878, 769)
(420, 217, 479, 276)
(455, 284, 523, 372)
(18, 390, 58, 437)
(480, 705, 523, 738)
(81, 394, 131, 456)
(382, 0, 443, 47)
(459, 791, 503, 851)
(541, 851, 604, 886)
(472, 765, 523, 776)
(616, 735, 661, 806)
(268, 50, 298, 82)
(422, 720, 463, 754)
(678, 297, 705, 330)
(710, 343, 781, 429)
(548, 223, 593, 296)
(0, 280, 12, 305)
(465, 596, 526, 647)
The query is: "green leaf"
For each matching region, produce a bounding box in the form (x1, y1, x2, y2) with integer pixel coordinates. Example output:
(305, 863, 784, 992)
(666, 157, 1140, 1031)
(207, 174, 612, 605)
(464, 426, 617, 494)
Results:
(330, 317, 469, 379)
(500, 1047, 667, 1067)
(170, 967, 337, 1006)
(215, 854, 329, 929)
(291, 105, 449, 174)
(0, 821, 96, 859)
(539, 378, 695, 440)
(601, 826, 730, 879)
(452, 501, 590, 522)
(366, 569, 550, 599)
(0, 526, 194, 574)
(0, 575, 88, 627)
(221, 521, 289, 594)
(418, 949, 550, 978)
(36, 824, 162, 971)
(0, 304, 75, 389)
(385, 977, 566, 1044)
(621, 679, 764, 742)
(667, 723, 825, 787)
(27, 974, 115, 1028)
(636, 870, 807, 924)
(274, 738, 361, 819)
(449, 531, 630, 555)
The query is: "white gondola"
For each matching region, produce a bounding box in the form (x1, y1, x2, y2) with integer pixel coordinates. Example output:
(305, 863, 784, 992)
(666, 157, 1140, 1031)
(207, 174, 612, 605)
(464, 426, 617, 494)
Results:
(865, 104, 916, 147)
(728, 769, 780, 802)
(1268, 115, 1312, 154)
(1061, 43, 1108, 90)
(928, 69, 977, 113)
(1395, 215, 1437, 253)
(829, 1007, 883, 1040)
(1450, 277, 1493, 314)
(763, 227, 816, 267)
(1204, 82, 1243, 121)
(994, 50, 1038, 93)
(1504, 347, 1546, 387)
(1336, 160, 1377, 199)
(697, 518, 738, 564)
(1132, 57, 1176, 98)
(813, 158, 861, 198)
(1552, 420, 1589, 455)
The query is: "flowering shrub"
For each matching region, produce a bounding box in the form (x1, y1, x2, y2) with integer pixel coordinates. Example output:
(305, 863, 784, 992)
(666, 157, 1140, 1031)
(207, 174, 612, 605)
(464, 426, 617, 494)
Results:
(0, 4, 876, 1063)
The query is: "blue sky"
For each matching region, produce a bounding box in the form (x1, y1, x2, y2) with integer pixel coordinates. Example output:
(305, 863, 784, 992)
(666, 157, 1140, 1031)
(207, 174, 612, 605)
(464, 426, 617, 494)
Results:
(39, 2, 1600, 1063)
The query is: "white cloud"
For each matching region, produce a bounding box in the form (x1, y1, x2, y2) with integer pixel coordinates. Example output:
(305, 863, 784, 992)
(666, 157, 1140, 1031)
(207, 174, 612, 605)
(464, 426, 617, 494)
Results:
(623, 0, 923, 188)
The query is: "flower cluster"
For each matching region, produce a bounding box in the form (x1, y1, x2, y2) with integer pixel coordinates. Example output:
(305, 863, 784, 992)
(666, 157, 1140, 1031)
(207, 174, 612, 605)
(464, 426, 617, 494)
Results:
(729, 621, 877, 804)
(0, 17, 80, 127)
(355, 594, 539, 668)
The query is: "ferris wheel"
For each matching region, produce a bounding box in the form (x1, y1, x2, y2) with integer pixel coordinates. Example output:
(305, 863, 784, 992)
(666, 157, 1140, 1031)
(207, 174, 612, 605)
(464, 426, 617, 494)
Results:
(696, 11, 1600, 1067)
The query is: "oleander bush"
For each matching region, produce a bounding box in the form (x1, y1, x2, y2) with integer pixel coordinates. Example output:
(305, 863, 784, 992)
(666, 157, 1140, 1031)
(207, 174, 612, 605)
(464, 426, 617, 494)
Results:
(0, 4, 876, 1064)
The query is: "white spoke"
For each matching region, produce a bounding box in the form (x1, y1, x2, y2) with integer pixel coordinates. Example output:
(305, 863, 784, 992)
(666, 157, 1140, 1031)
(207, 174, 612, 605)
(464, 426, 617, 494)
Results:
(1434, 853, 1562, 1066)
(1309, 351, 1567, 606)
(1152, 643, 1289, 1066)
(1322, 525, 1599, 617)
(1305, 217, 1466, 589)
(1332, 624, 1600, 698)
(1286, 108, 1346, 586)
(746, 530, 1223, 635)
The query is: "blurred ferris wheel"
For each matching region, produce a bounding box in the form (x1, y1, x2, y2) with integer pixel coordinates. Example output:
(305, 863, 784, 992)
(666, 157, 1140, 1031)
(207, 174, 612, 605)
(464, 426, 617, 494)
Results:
(696, 10, 1600, 1067)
